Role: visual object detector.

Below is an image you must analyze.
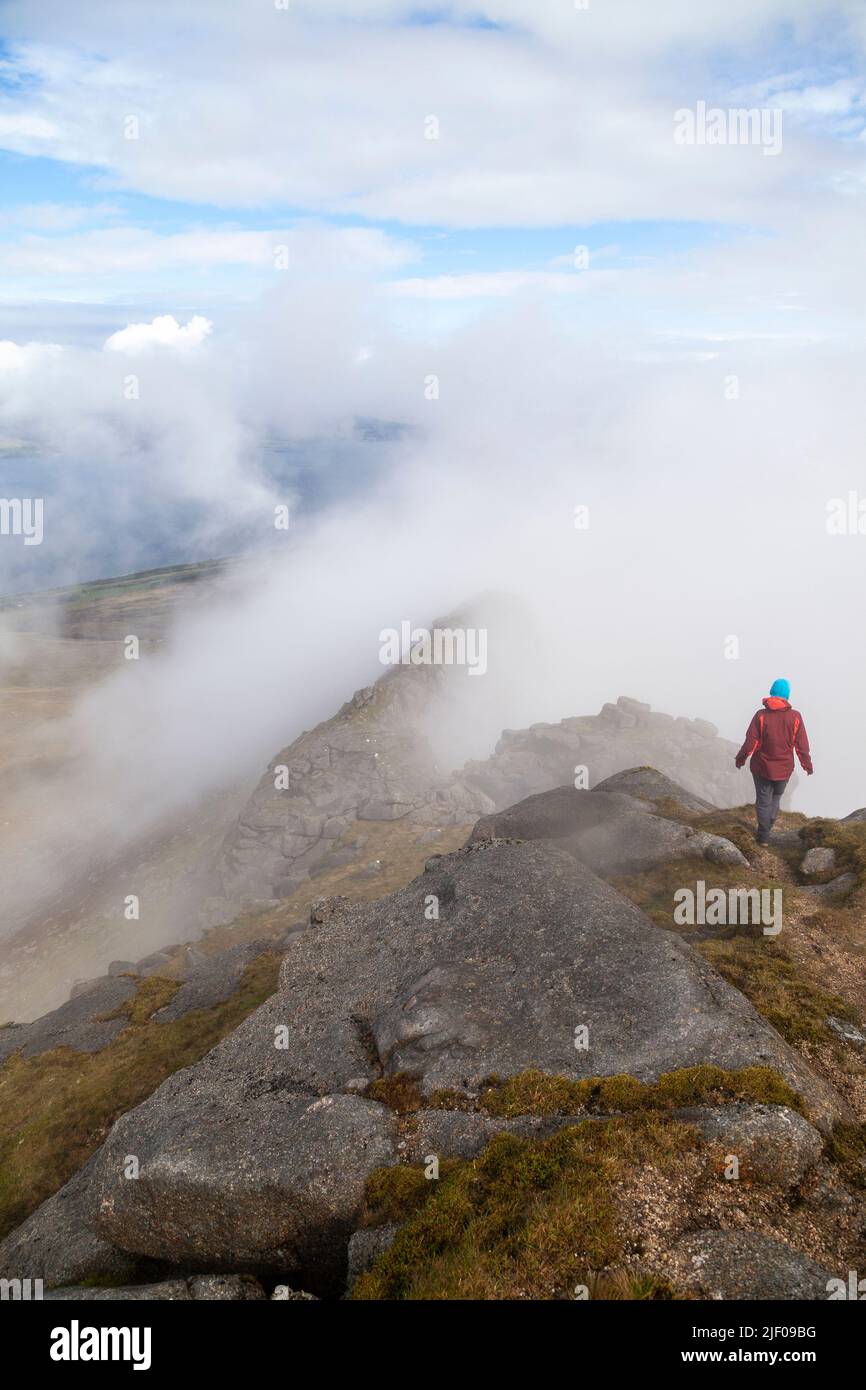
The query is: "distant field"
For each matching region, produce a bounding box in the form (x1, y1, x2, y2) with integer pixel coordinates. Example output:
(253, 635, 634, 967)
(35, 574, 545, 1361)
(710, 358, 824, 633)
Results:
(0, 557, 232, 608)
(0, 557, 234, 641)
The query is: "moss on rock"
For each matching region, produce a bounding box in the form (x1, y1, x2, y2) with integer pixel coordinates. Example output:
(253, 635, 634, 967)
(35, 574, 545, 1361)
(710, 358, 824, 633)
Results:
(351, 1065, 809, 1300)
(364, 1073, 424, 1114)
(427, 1064, 805, 1120)
(352, 1113, 700, 1300)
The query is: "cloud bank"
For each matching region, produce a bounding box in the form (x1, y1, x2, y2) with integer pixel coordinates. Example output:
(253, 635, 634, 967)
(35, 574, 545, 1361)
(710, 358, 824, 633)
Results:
(0, 3, 864, 1005)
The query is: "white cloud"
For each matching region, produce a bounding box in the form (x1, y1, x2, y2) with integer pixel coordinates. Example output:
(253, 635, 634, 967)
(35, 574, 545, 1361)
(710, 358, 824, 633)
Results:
(0, 228, 279, 277)
(0, 111, 58, 141)
(0, 2, 864, 227)
(0, 339, 62, 370)
(0, 201, 121, 230)
(0, 223, 419, 300)
(103, 314, 213, 353)
(389, 270, 603, 299)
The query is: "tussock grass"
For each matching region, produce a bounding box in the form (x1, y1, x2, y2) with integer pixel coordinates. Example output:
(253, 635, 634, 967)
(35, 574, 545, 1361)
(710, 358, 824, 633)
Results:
(698, 938, 857, 1046)
(611, 842, 860, 1048)
(352, 1115, 699, 1300)
(583, 1268, 687, 1300)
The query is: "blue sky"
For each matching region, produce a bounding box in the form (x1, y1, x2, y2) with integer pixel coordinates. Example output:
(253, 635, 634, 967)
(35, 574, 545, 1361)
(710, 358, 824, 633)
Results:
(0, 0, 862, 331)
(0, 137, 741, 286)
(0, 0, 862, 500)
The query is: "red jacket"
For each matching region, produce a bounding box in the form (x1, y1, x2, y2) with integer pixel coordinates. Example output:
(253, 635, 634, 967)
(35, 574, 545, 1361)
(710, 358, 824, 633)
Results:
(736, 697, 812, 779)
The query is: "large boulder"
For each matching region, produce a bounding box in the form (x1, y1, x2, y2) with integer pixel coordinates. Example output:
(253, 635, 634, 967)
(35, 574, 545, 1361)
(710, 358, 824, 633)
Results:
(592, 767, 716, 814)
(69, 837, 842, 1287)
(94, 1089, 397, 1291)
(673, 1230, 836, 1300)
(467, 784, 748, 876)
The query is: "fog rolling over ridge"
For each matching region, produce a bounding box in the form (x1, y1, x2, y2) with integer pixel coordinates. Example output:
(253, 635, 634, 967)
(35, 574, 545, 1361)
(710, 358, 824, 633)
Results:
(0, 0, 865, 1015)
(1, 333, 865, 997)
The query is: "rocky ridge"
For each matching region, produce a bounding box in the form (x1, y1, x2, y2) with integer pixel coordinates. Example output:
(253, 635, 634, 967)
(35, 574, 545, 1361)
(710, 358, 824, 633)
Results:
(2, 766, 862, 1302)
(213, 690, 756, 922)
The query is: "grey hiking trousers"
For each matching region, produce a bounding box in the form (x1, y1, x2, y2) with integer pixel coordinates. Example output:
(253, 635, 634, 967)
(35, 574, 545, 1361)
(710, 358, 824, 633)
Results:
(752, 771, 789, 839)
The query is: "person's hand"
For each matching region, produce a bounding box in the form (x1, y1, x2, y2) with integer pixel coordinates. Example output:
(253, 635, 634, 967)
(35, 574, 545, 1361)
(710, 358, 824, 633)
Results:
(735, 758, 744, 769)
(806, 769, 813, 776)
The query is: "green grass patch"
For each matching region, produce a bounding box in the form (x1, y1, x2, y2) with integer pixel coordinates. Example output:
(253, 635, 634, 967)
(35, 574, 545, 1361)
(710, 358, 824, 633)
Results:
(698, 937, 857, 1045)
(363, 1158, 462, 1226)
(465, 1064, 805, 1119)
(96, 974, 178, 1026)
(826, 1122, 866, 1189)
(584, 1269, 688, 1300)
(0, 952, 281, 1241)
(364, 1073, 424, 1114)
(351, 1114, 699, 1300)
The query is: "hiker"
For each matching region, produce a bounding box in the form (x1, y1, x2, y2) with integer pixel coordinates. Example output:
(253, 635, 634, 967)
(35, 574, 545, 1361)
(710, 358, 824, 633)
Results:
(735, 679, 813, 845)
